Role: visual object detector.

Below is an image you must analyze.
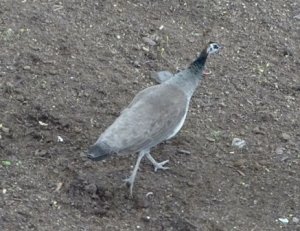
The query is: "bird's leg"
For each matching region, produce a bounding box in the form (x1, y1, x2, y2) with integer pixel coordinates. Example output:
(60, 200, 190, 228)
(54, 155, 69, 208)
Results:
(123, 150, 148, 197)
(146, 153, 169, 172)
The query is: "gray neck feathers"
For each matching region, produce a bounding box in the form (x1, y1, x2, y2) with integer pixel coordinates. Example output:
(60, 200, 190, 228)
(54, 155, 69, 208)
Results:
(166, 69, 203, 99)
(165, 49, 208, 99)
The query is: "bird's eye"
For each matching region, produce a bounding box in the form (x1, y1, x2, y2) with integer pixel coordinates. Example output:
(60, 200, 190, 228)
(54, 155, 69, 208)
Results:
(213, 44, 219, 49)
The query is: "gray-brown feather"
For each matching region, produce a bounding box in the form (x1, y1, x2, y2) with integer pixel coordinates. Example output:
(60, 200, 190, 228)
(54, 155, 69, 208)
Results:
(96, 84, 188, 153)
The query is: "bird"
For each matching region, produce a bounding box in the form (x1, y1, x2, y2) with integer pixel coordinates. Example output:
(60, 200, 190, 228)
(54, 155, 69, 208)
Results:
(88, 42, 222, 196)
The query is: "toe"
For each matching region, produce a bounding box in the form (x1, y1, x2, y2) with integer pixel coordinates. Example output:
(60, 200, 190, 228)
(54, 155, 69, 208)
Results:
(154, 160, 170, 172)
(160, 160, 169, 165)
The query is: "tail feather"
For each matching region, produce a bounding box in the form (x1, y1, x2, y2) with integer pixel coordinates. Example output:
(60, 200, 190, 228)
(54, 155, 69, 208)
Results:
(87, 142, 112, 161)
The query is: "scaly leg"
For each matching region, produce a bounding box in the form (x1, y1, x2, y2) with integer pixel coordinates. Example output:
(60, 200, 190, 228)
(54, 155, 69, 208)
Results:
(146, 153, 169, 172)
(123, 149, 148, 196)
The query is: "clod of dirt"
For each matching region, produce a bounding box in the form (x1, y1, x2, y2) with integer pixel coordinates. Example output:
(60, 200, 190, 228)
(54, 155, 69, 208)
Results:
(3, 82, 14, 94)
(292, 217, 299, 223)
(142, 37, 156, 46)
(84, 183, 98, 195)
(170, 216, 199, 231)
(275, 146, 284, 155)
(282, 48, 293, 57)
(233, 159, 247, 169)
(206, 136, 216, 142)
(34, 149, 48, 157)
(252, 126, 265, 135)
(29, 131, 43, 140)
(92, 207, 108, 216)
(67, 175, 114, 216)
(134, 196, 150, 209)
(280, 133, 291, 142)
(133, 60, 141, 68)
(257, 111, 275, 122)
(292, 85, 300, 91)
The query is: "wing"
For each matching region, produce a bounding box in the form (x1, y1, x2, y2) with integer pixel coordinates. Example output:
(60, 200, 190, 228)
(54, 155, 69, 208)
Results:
(150, 71, 174, 84)
(98, 84, 188, 153)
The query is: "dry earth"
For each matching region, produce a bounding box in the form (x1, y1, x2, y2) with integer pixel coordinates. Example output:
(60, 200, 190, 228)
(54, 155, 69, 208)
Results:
(0, 0, 300, 230)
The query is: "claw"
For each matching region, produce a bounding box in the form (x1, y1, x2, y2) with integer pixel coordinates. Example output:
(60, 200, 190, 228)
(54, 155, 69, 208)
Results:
(146, 153, 170, 172)
(154, 160, 170, 172)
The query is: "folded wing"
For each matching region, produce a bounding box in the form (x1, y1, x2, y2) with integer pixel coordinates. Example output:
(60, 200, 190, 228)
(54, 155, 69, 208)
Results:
(98, 84, 188, 153)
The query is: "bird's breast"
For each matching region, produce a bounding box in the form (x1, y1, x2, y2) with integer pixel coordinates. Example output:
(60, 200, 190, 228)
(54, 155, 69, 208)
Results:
(166, 103, 189, 140)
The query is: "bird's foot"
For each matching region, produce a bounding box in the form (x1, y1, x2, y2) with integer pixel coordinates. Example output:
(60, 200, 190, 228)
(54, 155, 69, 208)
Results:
(145, 153, 170, 172)
(153, 160, 170, 172)
(123, 177, 134, 197)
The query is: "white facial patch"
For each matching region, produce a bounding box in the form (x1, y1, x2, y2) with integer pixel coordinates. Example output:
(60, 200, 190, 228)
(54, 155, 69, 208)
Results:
(207, 43, 221, 55)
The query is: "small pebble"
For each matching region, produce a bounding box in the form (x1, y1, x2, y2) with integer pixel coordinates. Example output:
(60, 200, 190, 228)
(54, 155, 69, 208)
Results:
(281, 133, 291, 142)
(142, 47, 149, 52)
(275, 146, 284, 155)
(57, 136, 64, 142)
(186, 181, 196, 187)
(23, 65, 31, 70)
(34, 149, 48, 157)
(49, 69, 58, 75)
(38, 121, 48, 126)
(188, 37, 195, 43)
(232, 138, 246, 149)
(206, 137, 215, 142)
(142, 37, 156, 46)
(1, 126, 10, 133)
(177, 149, 191, 155)
(292, 217, 299, 223)
(141, 216, 151, 222)
(54, 182, 63, 192)
(280, 156, 289, 162)
(278, 218, 289, 224)
(133, 60, 141, 67)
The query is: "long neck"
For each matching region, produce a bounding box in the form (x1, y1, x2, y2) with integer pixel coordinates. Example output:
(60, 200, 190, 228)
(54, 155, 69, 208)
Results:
(166, 49, 208, 99)
(189, 49, 208, 74)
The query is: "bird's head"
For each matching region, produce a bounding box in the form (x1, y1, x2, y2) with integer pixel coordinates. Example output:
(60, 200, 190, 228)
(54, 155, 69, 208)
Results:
(206, 42, 222, 55)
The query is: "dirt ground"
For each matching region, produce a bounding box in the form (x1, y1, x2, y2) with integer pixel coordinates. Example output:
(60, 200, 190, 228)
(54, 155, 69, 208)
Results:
(0, 0, 299, 230)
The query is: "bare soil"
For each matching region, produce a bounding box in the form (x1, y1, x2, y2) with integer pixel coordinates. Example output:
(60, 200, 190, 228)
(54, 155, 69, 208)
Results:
(1, 0, 300, 230)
